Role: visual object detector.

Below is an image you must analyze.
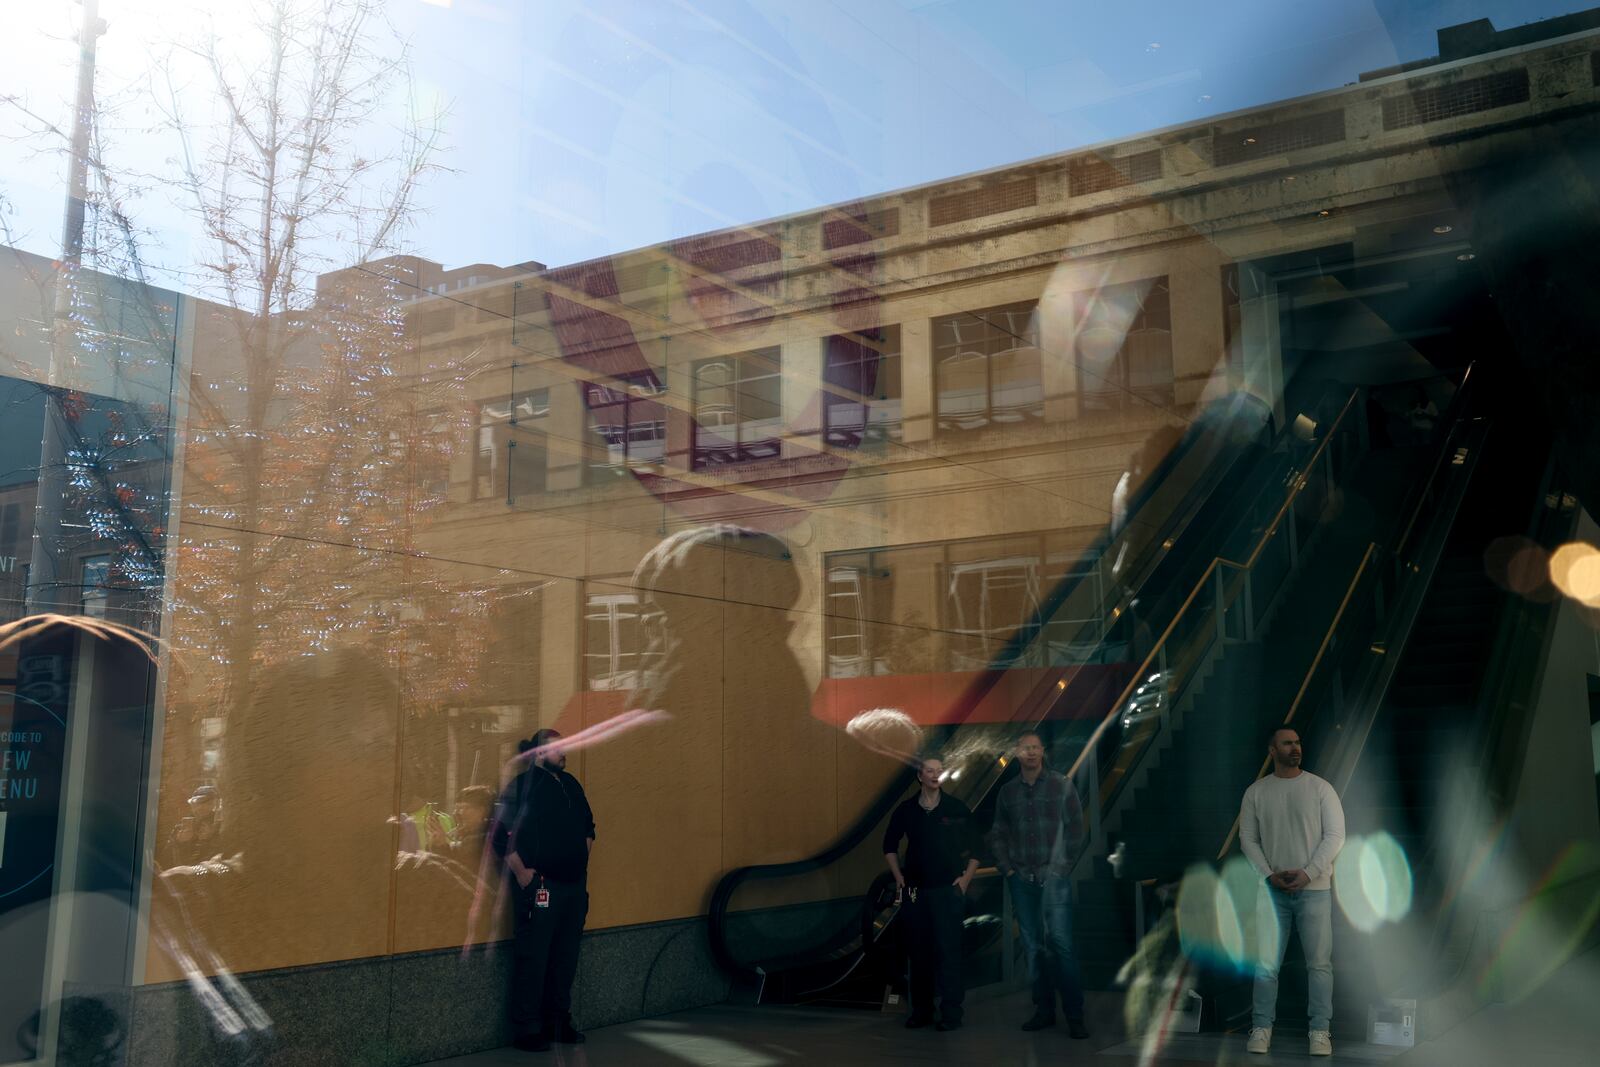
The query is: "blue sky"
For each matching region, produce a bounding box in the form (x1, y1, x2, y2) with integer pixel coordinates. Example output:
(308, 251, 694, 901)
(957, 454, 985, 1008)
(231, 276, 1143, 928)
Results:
(398, 0, 1597, 268)
(3, 0, 1596, 279)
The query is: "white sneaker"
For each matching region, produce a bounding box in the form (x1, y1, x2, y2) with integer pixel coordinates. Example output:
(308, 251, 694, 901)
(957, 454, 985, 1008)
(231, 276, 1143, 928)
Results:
(1309, 1029, 1333, 1056)
(1246, 1027, 1272, 1054)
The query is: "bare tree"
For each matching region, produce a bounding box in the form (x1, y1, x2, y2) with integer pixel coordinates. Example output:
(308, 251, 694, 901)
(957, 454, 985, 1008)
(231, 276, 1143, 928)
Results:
(4, 2, 487, 792)
(146, 0, 468, 738)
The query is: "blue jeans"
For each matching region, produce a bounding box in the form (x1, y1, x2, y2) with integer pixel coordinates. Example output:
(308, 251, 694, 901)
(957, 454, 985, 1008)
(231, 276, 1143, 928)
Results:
(1008, 874, 1085, 1019)
(1253, 887, 1332, 1032)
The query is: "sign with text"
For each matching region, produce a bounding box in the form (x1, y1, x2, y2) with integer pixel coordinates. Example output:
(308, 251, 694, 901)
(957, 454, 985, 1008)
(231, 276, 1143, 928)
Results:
(0, 630, 74, 1064)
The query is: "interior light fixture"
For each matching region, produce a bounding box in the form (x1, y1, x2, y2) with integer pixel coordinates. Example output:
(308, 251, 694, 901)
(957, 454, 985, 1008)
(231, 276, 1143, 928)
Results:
(1432, 224, 1454, 234)
(1457, 252, 1476, 262)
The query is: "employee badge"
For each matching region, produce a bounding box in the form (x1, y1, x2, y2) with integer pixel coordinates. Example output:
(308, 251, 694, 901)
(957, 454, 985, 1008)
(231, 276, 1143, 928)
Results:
(535, 882, 551, 909)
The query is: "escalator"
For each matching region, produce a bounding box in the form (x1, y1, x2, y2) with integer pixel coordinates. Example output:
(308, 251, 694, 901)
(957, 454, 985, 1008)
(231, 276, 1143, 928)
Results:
(708, 375, 1454, 1007)
(1255, 384, 1569, 1039)
(1097, 362, 1563, 1041)
(1071, 369, 1489, 988)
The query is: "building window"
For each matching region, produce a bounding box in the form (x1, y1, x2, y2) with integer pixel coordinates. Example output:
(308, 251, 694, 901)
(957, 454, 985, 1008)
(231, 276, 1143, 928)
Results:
(1074, 278, 1174, 415)
(81, 554, 112, 618)
(825, 564, 870, 677)
(0, 503, 19, 552)
(822, 552, 905, 678)
(824, 531, 1107, 678)
(584, 590, 657, 690)
(692, 348, 781, 468)
(475, 389, 548, 500)
(585, 370, 667, 483)
(933, 302, 1042, 433)
(823, 326, 901, 446)
(401, 410, 455, 500)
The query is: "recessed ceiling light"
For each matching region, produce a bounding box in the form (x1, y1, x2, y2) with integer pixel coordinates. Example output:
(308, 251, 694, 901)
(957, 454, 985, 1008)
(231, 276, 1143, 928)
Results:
(1283, 175, 1297, 182)
(1457, 252, 1476, 261)
(1244, 136, 1257, 145)
(1433, 224, 1454, 234)
(1318, 209, 1332, 217)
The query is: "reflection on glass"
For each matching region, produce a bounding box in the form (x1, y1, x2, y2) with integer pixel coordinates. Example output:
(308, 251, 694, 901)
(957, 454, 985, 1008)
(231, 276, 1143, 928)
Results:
(1, 0, 1597, 1061)
(934, 302, 1041, 433)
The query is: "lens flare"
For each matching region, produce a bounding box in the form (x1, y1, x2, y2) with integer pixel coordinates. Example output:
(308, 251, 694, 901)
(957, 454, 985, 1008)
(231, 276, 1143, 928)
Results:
(1479, 842, 1600, 1003)
(1549, 542, 1600, 605)
(1175, 859, 1272, 974)
(1485, 535, 1554, 599)
(1336, 833, 1413, 932)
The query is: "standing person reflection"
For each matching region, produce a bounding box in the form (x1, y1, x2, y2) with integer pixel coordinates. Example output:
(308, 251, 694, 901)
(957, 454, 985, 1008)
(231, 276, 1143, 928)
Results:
(1239, 725, 1345, 1058)
(883, 754, 979, 1032)
(988, 731, 1090, 1039)
(492, 729, 594, 1053)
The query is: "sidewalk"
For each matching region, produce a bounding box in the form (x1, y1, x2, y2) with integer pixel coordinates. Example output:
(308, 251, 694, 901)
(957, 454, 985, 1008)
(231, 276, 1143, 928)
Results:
(422, 944, 1600, 1066)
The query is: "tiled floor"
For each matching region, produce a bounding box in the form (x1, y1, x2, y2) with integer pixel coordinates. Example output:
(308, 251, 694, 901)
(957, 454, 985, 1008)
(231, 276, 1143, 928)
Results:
(424, 944, 1600, 1067)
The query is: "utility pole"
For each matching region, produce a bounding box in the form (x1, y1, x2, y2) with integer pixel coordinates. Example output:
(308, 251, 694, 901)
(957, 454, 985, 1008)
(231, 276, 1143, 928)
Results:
(25, 0, 106, 616)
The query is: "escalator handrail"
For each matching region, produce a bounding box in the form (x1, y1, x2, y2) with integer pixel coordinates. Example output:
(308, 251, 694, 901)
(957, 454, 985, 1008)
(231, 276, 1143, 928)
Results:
(1207, 365, 1484, 860)
(939, 390, 1286, 722)
(1061, 387, 1363, 794)
(1210, 541, 1380, 863)
(1324, 424, 1491, 796)
(707, 394, 1294, 978)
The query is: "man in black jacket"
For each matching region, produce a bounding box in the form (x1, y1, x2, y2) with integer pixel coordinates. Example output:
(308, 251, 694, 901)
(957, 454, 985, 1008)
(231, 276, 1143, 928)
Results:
(492, 728, 595, 1052)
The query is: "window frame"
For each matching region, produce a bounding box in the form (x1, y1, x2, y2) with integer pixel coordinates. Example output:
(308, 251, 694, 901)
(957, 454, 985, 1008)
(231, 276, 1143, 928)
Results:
(691, 347, 783, 468)
(473, 388, 550, 501)
(1073, 277, 1175, 417)
(584, 370, 668, 484)
(821, 325, 903, 447)
(932, 301, 1042, 434)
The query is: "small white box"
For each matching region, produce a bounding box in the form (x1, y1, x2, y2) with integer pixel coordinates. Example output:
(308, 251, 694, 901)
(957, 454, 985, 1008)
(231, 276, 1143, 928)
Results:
(1368, 998, 1416, 1047)
(1170, 989, 1202, 1034)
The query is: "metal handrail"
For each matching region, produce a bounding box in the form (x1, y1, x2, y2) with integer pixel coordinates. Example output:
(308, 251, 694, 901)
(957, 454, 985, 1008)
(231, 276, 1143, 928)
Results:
(708, 390, 1295, 980)
(1210, 363, 1482, 861)
(1392, 363, 1478, 557)
(1065, 387, 1362, 787)
(1215, 542, 1378, 860)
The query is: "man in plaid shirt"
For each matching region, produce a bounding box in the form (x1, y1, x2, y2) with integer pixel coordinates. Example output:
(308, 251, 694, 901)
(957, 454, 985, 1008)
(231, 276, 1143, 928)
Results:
(988, 730, 1090, 1038)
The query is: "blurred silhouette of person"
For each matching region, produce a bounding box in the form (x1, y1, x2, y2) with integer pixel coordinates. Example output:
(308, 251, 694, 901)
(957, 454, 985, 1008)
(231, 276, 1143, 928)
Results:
(628, 524, 805, 725)
(164, 783, 228, 868)
(883, 754, 979, 1032)
(1405, 384, 1440, 442)
(452, 784, 495, 854)
(1110, 425, 1186, 578)
(150, 644, 403, 1058)
(492, 728, 594, 1052)
(1239, 724, 1345, 1058)
(988, 730, 1090, 1038)
(399, 792, 455, 854)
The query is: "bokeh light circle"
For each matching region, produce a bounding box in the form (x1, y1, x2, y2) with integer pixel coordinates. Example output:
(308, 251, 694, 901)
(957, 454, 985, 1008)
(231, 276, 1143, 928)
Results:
(1549, 542, 1600, 605)
(1485, 535, 1553, 599)
(1335, 832, 1413, 932)
(1175, 859, 1275, 975)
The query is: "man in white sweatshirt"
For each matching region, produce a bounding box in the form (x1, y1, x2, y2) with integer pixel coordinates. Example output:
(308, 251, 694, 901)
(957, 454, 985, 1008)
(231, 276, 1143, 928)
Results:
(1238, 724, 1345, 1057)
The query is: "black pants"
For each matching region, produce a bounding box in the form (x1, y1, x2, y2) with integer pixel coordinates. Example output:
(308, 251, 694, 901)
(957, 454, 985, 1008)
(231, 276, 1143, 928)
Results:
(904, 884, 964, 1022)
(509, 877, 588, 1036)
